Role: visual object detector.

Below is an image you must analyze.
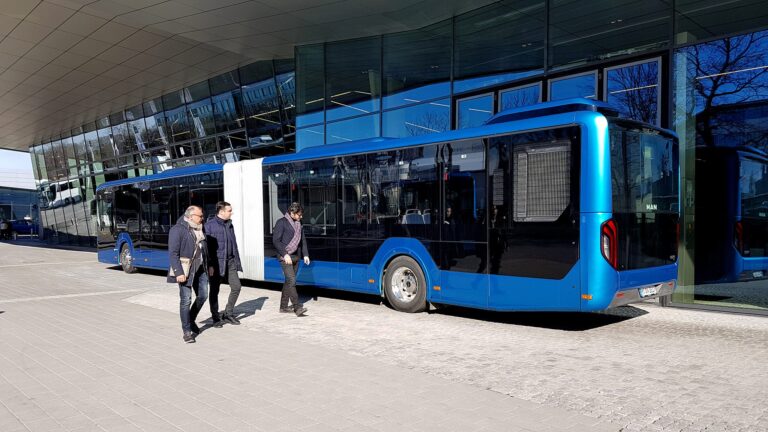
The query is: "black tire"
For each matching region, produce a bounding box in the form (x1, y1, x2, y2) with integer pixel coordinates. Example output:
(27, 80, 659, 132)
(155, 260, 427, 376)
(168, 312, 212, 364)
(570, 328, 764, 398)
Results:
(383, 256, 427, 313)
(120, 244, 136, 274)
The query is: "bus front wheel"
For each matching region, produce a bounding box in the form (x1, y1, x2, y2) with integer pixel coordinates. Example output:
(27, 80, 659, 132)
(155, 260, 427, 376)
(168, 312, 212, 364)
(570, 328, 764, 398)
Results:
(383, 256, 427, 313)
(120, 244, 136, 274)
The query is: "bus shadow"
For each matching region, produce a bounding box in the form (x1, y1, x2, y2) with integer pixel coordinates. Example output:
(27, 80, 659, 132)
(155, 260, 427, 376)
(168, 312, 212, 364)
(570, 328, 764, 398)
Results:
(115, 268, 645, 331)
(430, 304, 649, 331)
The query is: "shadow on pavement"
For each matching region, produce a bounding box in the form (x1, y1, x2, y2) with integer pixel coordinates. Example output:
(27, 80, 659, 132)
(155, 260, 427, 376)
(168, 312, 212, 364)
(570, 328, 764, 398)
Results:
(1, 239, 95, 252)
(430, 305, 648, 331)
(116, 267, 647, 331)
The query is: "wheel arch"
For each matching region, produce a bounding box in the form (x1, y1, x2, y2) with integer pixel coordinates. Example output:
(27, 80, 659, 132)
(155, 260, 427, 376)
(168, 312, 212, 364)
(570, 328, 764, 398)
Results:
(369, 238, 440, 300)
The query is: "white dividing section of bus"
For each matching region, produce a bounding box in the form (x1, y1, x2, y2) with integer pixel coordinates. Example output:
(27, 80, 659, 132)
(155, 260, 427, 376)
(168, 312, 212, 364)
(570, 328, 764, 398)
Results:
(223, 159, 264, 281)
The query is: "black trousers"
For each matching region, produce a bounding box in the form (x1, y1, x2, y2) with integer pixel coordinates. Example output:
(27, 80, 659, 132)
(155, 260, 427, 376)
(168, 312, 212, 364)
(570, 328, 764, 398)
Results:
(279, 254, 299, 310)
(209, 259, 242, 318)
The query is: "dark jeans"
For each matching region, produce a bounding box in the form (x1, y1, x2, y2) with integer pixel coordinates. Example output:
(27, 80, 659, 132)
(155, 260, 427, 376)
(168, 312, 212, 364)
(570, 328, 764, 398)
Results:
(279, 254, 299, 310)
(210, 259, 242, 318)
(179, 266, 209, 333)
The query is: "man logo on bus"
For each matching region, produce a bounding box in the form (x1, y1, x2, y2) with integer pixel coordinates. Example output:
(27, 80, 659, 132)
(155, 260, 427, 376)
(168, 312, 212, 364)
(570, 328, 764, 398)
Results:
(646, 203, 657, 211)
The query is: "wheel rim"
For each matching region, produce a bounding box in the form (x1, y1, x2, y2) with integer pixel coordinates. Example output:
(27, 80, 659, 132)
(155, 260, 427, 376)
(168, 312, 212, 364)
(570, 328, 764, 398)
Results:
(390, 267, 419, 303)
(121, 248, 132, 269)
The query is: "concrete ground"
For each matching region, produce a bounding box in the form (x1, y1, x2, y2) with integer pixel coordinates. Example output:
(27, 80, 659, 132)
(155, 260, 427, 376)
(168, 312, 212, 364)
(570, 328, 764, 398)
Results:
(1, 241, 767, 432)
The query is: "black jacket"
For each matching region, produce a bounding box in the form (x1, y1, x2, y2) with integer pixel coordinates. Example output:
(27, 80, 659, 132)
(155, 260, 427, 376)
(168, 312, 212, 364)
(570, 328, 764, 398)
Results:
(205, 216, 242, 276)
(167, 216, 208, 285)
(272, 216, 308, 259)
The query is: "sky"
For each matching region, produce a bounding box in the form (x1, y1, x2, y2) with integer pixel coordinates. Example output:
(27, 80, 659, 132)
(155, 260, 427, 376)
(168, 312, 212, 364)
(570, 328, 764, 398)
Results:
(0, 149, 35, 190)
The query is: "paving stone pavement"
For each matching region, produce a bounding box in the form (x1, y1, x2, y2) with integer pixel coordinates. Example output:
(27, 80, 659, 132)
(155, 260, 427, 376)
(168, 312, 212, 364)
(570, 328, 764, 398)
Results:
(0, 242, 617, 432)
(2, 242, 768, 431)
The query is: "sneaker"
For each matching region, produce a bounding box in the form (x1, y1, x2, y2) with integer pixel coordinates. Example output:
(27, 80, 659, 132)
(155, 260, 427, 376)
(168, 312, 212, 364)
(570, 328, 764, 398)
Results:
(212, 319, 224, 328)
(294, 307, 308, 317)
(183, 332, 196, 343)
(190, 322, 200, 334)
(223, 314, 240, 325)
(279, 307, 294, 313)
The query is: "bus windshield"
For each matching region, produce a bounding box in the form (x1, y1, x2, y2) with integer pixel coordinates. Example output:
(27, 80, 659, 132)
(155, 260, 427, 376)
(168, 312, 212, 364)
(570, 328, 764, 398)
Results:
(609, 120, 679, 270)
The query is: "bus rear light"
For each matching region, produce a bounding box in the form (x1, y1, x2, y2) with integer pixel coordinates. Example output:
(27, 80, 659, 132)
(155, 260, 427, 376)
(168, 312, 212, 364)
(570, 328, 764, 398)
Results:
(734, 221, 744, 254)
(601, 219, 618, 269)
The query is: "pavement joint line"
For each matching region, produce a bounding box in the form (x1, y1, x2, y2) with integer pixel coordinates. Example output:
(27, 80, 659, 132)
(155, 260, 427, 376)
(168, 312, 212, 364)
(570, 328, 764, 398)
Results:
(0, 289, 146, 304)
(0, 260, 95, 268)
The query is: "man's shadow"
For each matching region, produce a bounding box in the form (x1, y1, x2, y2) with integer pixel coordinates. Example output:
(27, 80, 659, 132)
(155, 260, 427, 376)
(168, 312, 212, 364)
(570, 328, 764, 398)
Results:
(199, 296, 268, 332)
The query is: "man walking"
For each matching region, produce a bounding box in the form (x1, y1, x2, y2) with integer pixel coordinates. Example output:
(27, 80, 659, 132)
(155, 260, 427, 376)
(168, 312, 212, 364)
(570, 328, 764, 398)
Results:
(168, 205, 209, 343)
(205, 201, 243, 326)
(272, 202, 310, 316)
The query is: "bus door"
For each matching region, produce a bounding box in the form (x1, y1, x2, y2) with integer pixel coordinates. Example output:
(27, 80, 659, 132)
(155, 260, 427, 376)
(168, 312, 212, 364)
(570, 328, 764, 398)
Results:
(437, 139, 490, 308)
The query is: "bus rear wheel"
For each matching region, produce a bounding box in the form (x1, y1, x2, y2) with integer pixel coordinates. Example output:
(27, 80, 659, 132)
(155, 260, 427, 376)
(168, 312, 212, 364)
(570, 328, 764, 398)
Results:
(383, 256, 427, 313)
(120, 244, 136, 274)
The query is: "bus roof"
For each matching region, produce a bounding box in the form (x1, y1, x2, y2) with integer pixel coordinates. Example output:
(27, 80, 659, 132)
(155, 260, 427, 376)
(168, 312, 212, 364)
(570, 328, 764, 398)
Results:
(96, 163, 222, 192)
(486, 98, 619, 125)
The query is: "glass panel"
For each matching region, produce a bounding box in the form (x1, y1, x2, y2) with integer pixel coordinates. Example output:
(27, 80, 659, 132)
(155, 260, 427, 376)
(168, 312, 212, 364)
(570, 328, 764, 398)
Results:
(326, 114, 380, 145)
(209, 70, 240, 95)
(549, 0, 670, 68)
(383, 20, 451, 109)
(454, 0, 545, 94)
(549, 72, 597, 100)
(382, 99, 450, 138)
(163, 105, 191, 143)
(240, 61, 283, 148)
(457, 94, 494, 129)
(296, 126, 324, 150)
(296, 44, 324, 127)
(187, 98, 215, 140)
(71, 131, 90, 177)
(675, 0, 768, 43)
(61, 136, 78, 178)
(96, 117, 117, 171)
(499, 83, 541, 111)
(275, 58, 296, 152)
(185, 81, 210, 102)
(606, 60, 660, 125)
(126, 104, 149, 152)
(674, 29, 768, 311)
(325, 36, 380, 122)
(212, 90, 245, 133)
(143, 98, 168, 148)
(84, 123, 103, 173)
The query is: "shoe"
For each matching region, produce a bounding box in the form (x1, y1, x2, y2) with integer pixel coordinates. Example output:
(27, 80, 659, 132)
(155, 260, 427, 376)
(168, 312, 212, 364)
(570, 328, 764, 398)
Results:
(223, 314, 240, 325)
(190, 322, 200, 334)
(294, 307, 308, 317)
(212, 319, 223, 328)
(183, 332, 196, 343)
(279, 308, 293, 313)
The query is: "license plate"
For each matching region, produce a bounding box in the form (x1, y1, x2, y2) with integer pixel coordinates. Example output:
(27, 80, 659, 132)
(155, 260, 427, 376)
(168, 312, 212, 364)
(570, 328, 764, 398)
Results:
(638, 285, 660, 298)
(753, 271, 764, 278)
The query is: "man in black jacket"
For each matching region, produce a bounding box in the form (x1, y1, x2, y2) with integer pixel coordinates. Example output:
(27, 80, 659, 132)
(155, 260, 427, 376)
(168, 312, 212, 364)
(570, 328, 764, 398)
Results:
(272, 202, 310, 316)
(168, 205, 209, 343)
(205, 201, 243, 327)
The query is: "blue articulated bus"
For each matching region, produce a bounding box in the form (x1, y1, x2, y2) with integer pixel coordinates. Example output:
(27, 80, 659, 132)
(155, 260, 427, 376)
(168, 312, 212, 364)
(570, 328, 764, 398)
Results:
(96, 99, 679, 312)
(695, 145, 768, 283)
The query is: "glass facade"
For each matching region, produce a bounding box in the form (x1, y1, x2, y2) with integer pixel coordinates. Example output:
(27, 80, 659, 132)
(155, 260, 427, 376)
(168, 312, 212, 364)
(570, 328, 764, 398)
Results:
(25, 0, 768, 314)
(674, 28, 768, 312)
(30, 59, 295, 247)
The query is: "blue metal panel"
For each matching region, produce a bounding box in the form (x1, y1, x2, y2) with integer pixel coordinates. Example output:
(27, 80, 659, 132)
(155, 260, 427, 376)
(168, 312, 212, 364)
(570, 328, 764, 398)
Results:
(131, 249, 169, 271)
(337, 263, 379, 294)
(488, 265, 581, 311)
(98, 248, 118, 265)
(576, 112, 612, 214)
(297, 260, 338, 288)
(438, 271, 488, 308)
(264, 257, 284, 282)
(617, 264, 677, 291)
(578, 212, 616, 311)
